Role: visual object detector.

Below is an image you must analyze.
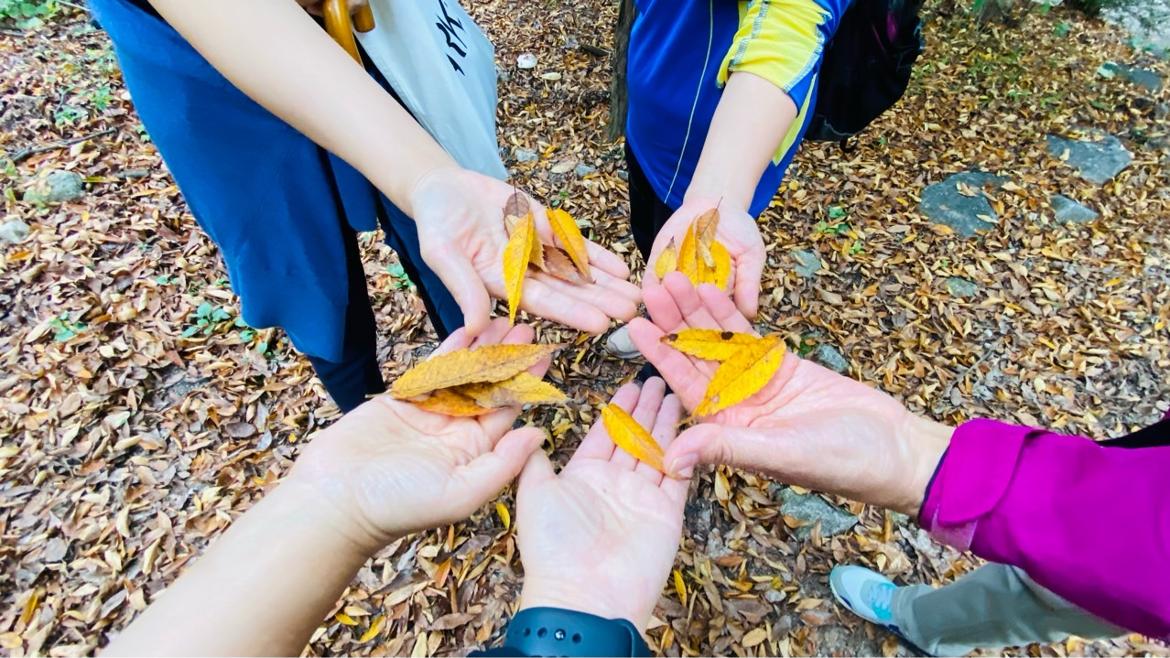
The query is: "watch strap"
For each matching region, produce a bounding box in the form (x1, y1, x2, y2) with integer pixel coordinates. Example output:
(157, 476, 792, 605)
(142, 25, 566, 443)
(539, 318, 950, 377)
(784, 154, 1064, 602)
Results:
(500, 607, 650, 657)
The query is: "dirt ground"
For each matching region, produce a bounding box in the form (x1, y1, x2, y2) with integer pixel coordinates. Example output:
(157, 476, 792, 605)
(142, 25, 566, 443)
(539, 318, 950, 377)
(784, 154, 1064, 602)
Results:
(1, 1, 1168, 656)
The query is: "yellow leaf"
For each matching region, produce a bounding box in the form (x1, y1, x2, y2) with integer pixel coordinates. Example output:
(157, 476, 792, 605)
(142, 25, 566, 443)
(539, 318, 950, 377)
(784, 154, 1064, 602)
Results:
(457, 372, 567, 408)
(18, 590, 39, 627)
(707, 240, 732, 290)
(694, 335, 786, 417)
(335, 613, 358, 626)
(359, 615, 384, 643)
(411, 388, 493, 417)
(503, 212, 535, 323)
(673, 569, 687, 606)
(601, 403, 665, 472)
(677, 222, 699, 283)
(390, 343, 561, 399)
(661, 328, 761, 361)
(654, 239, 678, 279)
(547, 208, 590, 279)
(495, 501, 511, 530)
(742, 627, 768, 648)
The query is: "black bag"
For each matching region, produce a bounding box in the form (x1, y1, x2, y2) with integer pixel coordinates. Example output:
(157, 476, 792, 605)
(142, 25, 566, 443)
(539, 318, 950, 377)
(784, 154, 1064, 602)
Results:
(805, 0, 925, 143)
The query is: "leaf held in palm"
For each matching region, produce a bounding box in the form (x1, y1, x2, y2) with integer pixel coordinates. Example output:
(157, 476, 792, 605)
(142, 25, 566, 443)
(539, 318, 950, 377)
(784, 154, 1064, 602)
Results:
(601, 403, 665, 473)
(694, 334, 786, 417)
(390, 343, 561, 399)
(654, 239, 678, 279)
(539, 245, 589, 284)
(457, 371, 567, 407)
(661, 328, 760, 361)
(547, 208, 590, 279)
(411, 388, 493, 417)
(502, 212, 535, 324)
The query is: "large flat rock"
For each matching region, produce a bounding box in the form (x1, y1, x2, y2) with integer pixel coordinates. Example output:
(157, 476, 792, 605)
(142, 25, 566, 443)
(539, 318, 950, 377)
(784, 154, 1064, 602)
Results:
(920, 171, 1006, 237)
(1046, 134, 1133, 184)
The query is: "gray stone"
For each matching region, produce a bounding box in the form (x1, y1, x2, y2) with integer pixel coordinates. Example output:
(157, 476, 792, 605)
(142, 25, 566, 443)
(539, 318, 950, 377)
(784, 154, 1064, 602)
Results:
(792, 249, 822, 278)
(813, 344, 849, 374)
(946, 276, 980, 297)
(23, 169, 84, 204)
(1046, 134, 1133, 184)
(574, 163, 597, 177)
(919, 171, 1005, 237)
(1099, 61, 1163, 91)
(0, 218, 30, 244)
(1050, 194, 1099, 223)
(516, 53, 537, 70)
(616, 170, 629, 182)
(775, 488, 858, 538)
(511, 147, 538, 163)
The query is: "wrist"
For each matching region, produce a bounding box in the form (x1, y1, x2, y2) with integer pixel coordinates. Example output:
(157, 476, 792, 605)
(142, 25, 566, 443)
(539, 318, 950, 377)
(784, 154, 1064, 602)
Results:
(894, 413, 953, 517)
(278, 473, 389, 561)
(519, 578, 648, 634)
(682, 179, 752, 213)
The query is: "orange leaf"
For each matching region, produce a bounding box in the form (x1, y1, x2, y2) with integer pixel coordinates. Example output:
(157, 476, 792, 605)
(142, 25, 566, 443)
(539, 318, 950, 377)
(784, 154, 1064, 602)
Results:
(661, 328, 761, 361)
(502, 212, 535, 324)
(694, 207, 720, 268)
(601, 403, 665, 472)
(706, 240, 732, 290)
(390, 343, 561, 399)
(538, 245, 589, 284)
(677, 222, 699, 282)
(547, 208, 590, 279)
(411, 388, 493, 417)
(694, 335, 786, 417)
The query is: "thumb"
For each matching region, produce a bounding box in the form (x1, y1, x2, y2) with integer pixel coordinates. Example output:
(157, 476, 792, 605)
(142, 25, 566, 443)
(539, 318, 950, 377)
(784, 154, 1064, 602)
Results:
(732, 250, 763, 320)
(664, 422, 766, 477)
(518, 446, 556, 491)
(425, 247, 492, 337)
(449, 427, 547, 511)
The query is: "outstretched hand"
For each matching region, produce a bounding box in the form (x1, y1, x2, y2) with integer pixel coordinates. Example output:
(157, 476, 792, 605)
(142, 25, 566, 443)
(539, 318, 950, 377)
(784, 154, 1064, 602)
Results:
(642, 197, 765, 319)
(291, 318, 549, 554)
(516, 378, 690, 632)
(628, 273, 951, 515)
(410, 167, 641, 337)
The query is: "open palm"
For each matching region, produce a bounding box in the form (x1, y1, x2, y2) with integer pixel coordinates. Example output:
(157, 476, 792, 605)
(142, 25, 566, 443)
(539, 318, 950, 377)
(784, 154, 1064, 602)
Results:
(410, 167, 641, 336)
(628, 274, 947, 514)
(292, 319, 548, 553)
(643, 197, 766, 318)
(516, 378, 689, 631)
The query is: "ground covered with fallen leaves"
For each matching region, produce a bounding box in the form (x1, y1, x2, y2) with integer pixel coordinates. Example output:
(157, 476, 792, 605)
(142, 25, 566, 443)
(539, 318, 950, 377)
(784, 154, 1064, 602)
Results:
(2, 1, 1169, 656)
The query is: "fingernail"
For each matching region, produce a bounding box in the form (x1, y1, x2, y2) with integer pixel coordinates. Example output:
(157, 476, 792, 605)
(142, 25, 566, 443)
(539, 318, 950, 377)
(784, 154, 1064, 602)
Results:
(667, 453, 698, 478)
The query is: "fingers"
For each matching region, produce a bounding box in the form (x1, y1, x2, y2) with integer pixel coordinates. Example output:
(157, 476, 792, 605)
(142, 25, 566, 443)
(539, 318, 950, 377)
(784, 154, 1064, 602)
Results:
(424, 247, 493, 338)
(662, 423, 781, 479)
(448, 427, 547, 514)
(530, 268, 640, 325)
(627, 318, 708, 411)
(467, 317, 521, 349)
(585, 239, 632, 280)
(733, 251, 764, 320)
(611, 378, 665, 471)
(518, 447, 557, 492)
(637, 390, 682, 483)
(569, 382, 641, 465)
(663, 273, 724, 332)
(696, 284, 756, 334)
(643, 277, 686, 333)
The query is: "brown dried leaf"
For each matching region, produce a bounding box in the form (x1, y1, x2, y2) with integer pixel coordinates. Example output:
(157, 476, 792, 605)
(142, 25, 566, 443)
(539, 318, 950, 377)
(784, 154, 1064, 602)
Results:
(390, 343, 561, 399)
(411, 389, 493, 417)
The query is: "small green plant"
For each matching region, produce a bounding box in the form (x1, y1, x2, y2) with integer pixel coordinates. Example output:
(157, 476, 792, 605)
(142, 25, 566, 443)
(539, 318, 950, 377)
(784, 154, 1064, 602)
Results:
(181, 302, 232, 338)
(1053, 20, 1071, 37)
(88, 85, 112, 112)
(848, 239, 865, 256)
(0, 0, 57, 28)
(53, 104, 85, 128)
(386, 263, 415, 291)
(49, 313, 86, 342)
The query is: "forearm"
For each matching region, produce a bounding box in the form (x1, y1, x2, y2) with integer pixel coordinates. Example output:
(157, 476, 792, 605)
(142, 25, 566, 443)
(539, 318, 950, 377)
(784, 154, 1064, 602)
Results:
(105, 480, 373, 656)
(147, 0, 456, 214)
(685, 73, 797, 211)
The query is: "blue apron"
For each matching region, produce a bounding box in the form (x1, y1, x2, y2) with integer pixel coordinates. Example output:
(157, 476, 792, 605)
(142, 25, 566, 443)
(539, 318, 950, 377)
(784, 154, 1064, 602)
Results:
(88, 0, 463, 362)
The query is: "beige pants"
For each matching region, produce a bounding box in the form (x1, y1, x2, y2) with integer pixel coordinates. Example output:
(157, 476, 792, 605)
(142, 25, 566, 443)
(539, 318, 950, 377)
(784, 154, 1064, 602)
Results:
(891, 563, 1126, 656)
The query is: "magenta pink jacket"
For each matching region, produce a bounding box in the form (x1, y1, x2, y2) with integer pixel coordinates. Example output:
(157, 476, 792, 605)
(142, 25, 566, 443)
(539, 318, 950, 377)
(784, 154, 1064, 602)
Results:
(919, 417, 1170, 640)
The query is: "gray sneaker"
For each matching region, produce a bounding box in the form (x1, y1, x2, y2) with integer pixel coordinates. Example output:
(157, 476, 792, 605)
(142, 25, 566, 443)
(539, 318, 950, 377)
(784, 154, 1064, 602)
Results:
(605, 325, 641, 359)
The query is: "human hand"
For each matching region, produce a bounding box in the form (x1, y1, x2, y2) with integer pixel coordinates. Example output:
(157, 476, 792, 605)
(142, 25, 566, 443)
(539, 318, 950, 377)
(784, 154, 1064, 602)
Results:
(515, 378, 689, 632)
(627, 274, 952, 515)
(288, 318, 549, 555)
(643, 197, 766, 319)
(409, 166, 641, 337)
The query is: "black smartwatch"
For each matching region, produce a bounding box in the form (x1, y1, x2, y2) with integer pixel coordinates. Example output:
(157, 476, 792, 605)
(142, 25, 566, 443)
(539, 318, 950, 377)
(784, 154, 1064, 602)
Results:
(494, 607, 651, 657)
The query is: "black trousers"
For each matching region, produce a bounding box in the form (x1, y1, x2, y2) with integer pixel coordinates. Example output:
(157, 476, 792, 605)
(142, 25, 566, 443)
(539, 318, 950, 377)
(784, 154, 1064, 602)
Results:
(625, 143, 676, 262)
(306, 197, 459, 413)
